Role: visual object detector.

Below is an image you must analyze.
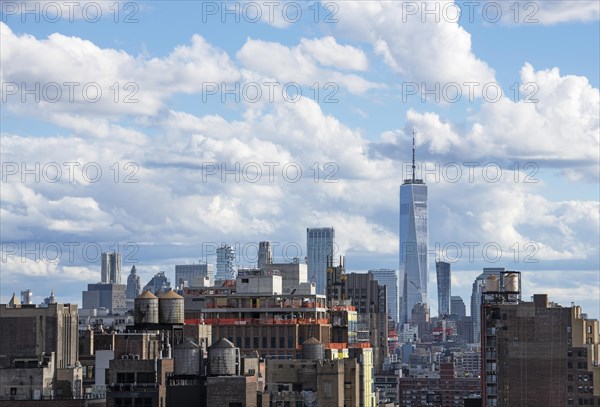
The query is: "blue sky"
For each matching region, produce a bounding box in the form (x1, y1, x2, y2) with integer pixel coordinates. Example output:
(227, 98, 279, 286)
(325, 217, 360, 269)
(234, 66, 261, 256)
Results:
(1, 0, 599, 319)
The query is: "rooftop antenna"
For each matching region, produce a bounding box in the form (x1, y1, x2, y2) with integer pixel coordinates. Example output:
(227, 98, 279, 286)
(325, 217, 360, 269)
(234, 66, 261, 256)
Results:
(412, 130, 416, 183)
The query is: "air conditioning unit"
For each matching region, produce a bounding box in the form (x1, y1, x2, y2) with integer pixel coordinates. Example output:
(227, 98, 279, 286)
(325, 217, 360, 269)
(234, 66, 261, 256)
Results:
(132, 355, 140, 360)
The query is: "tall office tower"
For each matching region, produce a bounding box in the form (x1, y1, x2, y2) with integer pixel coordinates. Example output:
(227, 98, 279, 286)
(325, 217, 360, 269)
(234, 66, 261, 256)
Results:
(471, 267, 504, 343)
(215, 244, 235, 281)
(450, 295, 466, 318)
(257, 241, 272, 270)
(307, 227, 335, 295)
(175, 263, 214, 288)
(126, 265, 141, 300)
(399, 134, 428, 325)
(20, 289, 32, 305)
(436, 261, 451, 317)
(101, 252, 122, 284)
(369, 269, 399, 323)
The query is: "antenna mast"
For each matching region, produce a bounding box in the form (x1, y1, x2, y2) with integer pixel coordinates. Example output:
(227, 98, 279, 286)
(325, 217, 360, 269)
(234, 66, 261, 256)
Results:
(412, 130, 416, 183)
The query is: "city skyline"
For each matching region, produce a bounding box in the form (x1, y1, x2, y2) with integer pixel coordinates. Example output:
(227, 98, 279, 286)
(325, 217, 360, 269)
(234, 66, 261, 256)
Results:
(0, 1, 598, 321)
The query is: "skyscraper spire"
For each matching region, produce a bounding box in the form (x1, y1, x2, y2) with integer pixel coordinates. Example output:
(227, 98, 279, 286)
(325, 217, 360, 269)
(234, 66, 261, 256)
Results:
(412, 130, 416, 183)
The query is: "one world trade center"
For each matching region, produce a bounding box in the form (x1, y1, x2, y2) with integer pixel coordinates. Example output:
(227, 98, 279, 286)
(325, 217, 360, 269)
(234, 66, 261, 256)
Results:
(399, 133, 428, 325)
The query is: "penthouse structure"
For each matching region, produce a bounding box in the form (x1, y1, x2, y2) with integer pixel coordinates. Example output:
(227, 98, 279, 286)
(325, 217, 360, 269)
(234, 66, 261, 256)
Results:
(184, 268, 330, 358)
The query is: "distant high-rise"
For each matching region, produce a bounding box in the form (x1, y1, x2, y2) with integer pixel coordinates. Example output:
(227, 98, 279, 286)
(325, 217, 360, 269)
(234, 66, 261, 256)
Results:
(175, 263, 214, 288)
(215, 245, 235, 281)
(101, 252, 122, 284)
(369, 269, 399, 323)
(20, 289, 32, 305)
(307, 227, 335, 295)
(126, 265, 141, 300)
(399, 133, 428, 324)
(471, 267, 504, 343)
(143, 271, 171, 294)
(451, 295, 466, 318)
(82, 283, 126, 313)
(436, 261, 451, 317)
(257, 241, 272, 270)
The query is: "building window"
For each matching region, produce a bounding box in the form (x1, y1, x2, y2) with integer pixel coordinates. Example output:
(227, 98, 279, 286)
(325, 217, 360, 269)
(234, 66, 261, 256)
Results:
(253, 336, 259, 348)
(279, 336, 285, 348)
(242, 279, 249, 283)
(262, 336, 267, 348)
(323, 381, 332, 398)
(137, 372, 154, 383)
(117, 373, 135, 384)
(271, 336, 276, 348)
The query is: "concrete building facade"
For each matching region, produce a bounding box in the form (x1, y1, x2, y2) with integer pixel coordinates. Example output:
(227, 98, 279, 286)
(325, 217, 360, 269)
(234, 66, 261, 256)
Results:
(0, 303, 79, 370)
(482, 294, 600, 407)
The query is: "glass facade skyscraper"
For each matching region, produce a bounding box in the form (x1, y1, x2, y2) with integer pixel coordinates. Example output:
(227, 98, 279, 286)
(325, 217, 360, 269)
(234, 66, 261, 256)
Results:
(307, 227, 335, 295)
(436, 261, 451, 316)
(399, 136, 428, 324)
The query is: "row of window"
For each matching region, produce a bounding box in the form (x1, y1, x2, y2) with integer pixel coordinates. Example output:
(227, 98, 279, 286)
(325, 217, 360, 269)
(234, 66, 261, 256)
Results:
(227, 336, 294, 349)
(116, 372, 155, 384)
(113, 398, 153, 407)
